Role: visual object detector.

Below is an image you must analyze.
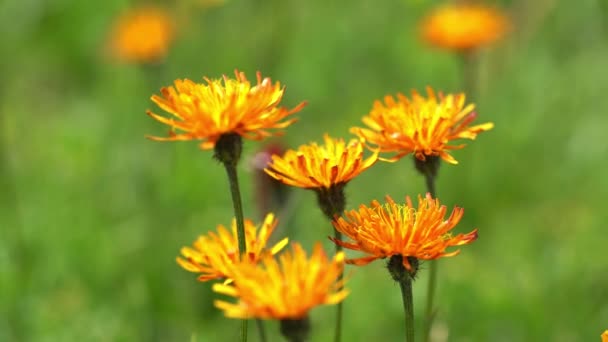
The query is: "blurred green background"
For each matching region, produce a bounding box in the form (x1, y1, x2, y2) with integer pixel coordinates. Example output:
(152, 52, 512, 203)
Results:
(1, 0, 608, 341)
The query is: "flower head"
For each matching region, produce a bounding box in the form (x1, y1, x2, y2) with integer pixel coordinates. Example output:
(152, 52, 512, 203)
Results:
(264, 134, 378, 189)
(602, 330, 608, 342)
(147, 70, 306, 150)
(107, 6, 175, 63)
(421, 3, 509, 51)
(332, 194, 477, 271)
(177, 213, 288, 282)
(213, 242, 348, 319)
(351, 87, 493, 164)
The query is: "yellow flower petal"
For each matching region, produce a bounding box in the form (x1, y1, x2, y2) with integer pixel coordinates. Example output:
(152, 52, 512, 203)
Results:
(264, 134, 378, 189)
(147, 71, 306, 149)
(176, 213, 286, 282)
(332, 194, 477, 267)
(213, 243, 348, 320)
(352, 88, 493, 164)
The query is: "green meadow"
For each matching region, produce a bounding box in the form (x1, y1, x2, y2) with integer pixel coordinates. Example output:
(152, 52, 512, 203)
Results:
(1, 0, 607, 341)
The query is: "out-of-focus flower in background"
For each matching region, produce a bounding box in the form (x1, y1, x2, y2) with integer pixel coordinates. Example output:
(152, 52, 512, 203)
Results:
(250, 143, 293, 220)
(107, 6, 175, 63)
(420, 3, 509, 51)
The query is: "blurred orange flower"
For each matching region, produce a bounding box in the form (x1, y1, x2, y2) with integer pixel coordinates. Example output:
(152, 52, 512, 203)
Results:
(108, 6, 175, 63)
(421, 3, 509, 51)
(147, 70, 306, 150)
(213, 243, 348, 319)
(177, 213, 288, 282)
(332, 194, 477, 271)
(602, 330, 608, 342)
(264, 134, 378, 189)
(351, 87, 493, 164)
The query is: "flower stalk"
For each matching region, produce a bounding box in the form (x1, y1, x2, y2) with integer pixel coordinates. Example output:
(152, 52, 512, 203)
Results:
(388, 255, 418, 342)
(316, 185, 346, 342)
(414, 156, 440, 342)
(462, 50, 478, 99)
(256, 319, 268, 342)
(280, 317, 310, 342)
(214, 133, 248, 342)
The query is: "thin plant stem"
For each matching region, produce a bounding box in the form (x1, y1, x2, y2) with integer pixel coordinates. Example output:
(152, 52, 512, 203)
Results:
(388, 255, 417, 342)
(280, 317, 310, 342)
(462, 50, 478, 99)
(334, 228, 343, 342)
(315, 185, 346, 342)
(1, 104, 27, 342)
(222, 161, 248, 342)
(422, 261, 437, 342)
(421, 169, 437, 342)
(222, 162, 247, 258)
(256, 319, 267, 342)
(400, 277, 415, 342)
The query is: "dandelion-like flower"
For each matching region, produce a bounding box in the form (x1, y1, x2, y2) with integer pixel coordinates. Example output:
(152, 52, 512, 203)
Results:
(264, 134, 378, 189)
(602, 330, 608, 342)
(332, 194, 477, 271)
(420, 3, 509, 51)
(177, 213, 288, 282)
(107, 6, 175, 63)
(351, 87, 493, 165)
(146, 70, 306, 150)
(213, 242, 348, 320)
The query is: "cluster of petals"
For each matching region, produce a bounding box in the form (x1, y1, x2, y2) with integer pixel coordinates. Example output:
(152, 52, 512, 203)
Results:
(421, 3, 509, 51)
(332, 194, 478, 271)
(213, 243, 348, 319)
(177, 213, 288, 282)
(264, 134, 378, 189)
(107, 6, 175, 63)
(351, 87, 493, 164)
(147, 70, 306, 149)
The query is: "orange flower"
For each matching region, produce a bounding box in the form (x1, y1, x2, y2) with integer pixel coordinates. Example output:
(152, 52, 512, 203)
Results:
(421, 3, 509, 51)
(107, 6, 175, 63)
(213, 242, 348, 319)
(147, 70, 306, 150)
(332, 194, 477, 271)
(264, 134, 378, 189)
(177, 213, 288, 282)
(602, 330, 608, 342)
(351, 87, 493, 164)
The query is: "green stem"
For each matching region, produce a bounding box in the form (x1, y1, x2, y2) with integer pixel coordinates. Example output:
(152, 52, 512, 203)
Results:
(388, 255, 418, 342)
(334, 228, 343, 342)
(422, 261, 437, 342)
(400, 277, 415, 342)
(461, 50, 478, 99)
(222, 161, 248, 342)
(256, 319, 267, 342)
(421, 169, 437, 342)
(280, 317, 310, 342)
(222, 162, 247, 258)
(314, 185, 346, 342)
